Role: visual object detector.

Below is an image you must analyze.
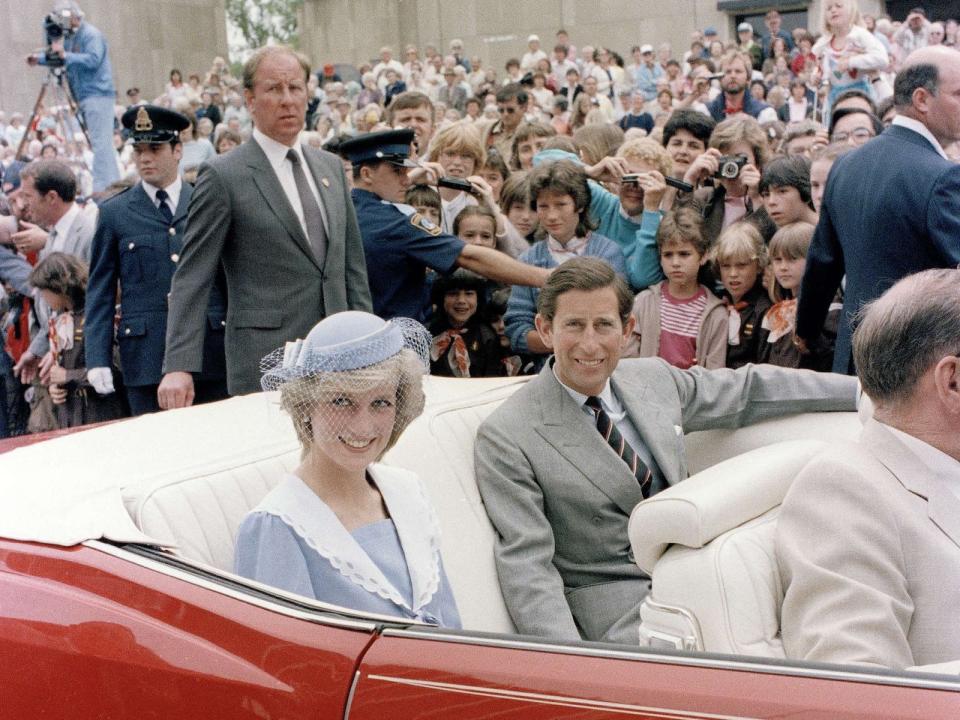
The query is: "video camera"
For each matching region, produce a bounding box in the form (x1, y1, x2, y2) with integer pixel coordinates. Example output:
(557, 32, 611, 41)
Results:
(39, 11, 74, 68)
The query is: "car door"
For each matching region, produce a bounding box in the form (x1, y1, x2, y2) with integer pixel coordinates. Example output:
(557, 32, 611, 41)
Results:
(346, 627, 960, 719)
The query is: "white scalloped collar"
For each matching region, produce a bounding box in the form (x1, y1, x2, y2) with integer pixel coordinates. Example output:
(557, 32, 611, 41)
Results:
(254, 466, 441, 614)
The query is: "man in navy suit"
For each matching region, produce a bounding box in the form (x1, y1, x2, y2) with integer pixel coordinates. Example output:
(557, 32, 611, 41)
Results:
(796, 46, 960, 374)
(85, 105, 227, 415)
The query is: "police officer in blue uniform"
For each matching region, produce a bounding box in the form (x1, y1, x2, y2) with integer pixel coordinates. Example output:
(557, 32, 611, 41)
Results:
(85, 105, 227, 415)
(340, 128, 549, 321)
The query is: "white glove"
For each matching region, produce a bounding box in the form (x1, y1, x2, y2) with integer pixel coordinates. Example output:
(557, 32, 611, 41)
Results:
(87, 367, 116, 395)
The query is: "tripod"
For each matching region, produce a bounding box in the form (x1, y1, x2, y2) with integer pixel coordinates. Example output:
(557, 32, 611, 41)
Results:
(17, 65, 93, 173)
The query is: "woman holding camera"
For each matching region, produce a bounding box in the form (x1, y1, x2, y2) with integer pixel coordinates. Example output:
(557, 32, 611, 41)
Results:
(679, 115, 773, 250)
(234, 311, 462, 627)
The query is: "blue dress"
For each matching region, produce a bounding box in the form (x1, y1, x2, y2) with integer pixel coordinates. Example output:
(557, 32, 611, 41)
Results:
(234, 467, 462, 628)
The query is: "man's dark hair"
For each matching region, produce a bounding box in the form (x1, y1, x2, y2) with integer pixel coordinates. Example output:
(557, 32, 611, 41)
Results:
(386, 91, 434, 123)
(496, 83, 529, 106)
(833, 88, 878, 115)
(759, 155, 813, 204)
(893, 63, 939, 107)
(20, 160, 76, 203)
(828, 107, 883, 137)
(662, 109, 716, 148)
(527, 159, 597, 238)
(536, 256, 634, 323)
(554, 44, 568, 54)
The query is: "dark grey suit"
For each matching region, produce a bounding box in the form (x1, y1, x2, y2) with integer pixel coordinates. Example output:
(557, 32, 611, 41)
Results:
(163, 137, 372, 395)
(475, 359, 857, 644)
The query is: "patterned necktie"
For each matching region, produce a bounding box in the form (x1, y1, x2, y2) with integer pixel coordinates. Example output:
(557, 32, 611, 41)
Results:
(155, 189, 173, 223)
(584, 395, 652, 497)
(286, 148, 327, 266)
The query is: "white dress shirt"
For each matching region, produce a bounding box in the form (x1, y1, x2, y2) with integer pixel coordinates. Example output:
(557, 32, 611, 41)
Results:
(553, 365, 662, 479)
(881, 422, 960, 501)
(253, 127, 330, 238)
(48, 203, 82, 254)
(142, 176, 182, 214)
(891, 115, 950, 160)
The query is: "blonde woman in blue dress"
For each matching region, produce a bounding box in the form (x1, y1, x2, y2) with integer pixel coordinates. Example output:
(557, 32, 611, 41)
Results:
(234, 311, 461, 627)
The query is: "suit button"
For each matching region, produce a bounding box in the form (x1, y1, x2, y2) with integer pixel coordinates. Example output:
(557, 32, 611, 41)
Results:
(128, 242, 135, 250)
(220, 320, 226, 327)
(124, 328, 131, 335)
(170, 253, 179, 262)
(169, 227, 176, 236)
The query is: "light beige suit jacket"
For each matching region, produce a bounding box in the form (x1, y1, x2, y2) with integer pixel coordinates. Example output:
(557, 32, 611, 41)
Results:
(778, 419, 960, 669)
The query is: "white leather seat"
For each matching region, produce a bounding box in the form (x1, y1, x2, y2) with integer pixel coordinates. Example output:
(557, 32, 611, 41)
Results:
(628, 439, 827, 657)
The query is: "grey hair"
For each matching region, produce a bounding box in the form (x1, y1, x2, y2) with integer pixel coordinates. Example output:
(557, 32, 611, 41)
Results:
(893, 63, 939, 108)
(852, 269, 960, 406)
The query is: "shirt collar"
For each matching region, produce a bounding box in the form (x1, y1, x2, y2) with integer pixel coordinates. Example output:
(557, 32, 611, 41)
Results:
(552, 360, 618, 411)
(52, 202, 81, 238)
(254, 126, 303, 169)
(892, 115, 950, 160)
(142, 176, 183, 211)
(880, 422, 960, 489)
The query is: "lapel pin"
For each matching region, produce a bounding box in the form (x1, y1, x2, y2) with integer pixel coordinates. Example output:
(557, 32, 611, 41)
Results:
(321, 177, 330, 188)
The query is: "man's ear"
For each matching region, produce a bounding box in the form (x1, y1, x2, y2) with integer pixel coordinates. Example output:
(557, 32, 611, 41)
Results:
(621, 313, 637, 345)
(534, 312, 553, 349)
(933, 355, 960, 415)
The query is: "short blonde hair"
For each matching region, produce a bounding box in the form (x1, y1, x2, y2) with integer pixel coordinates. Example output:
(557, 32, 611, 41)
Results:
(616, 137, 673, 177)
(821, 0, 862, 33)
(427, 122, 486, 168)
(709, 115, 769, 168)
(712, 222, 768, 269)
(573, 124, 625, 165)
(279, 350, 425, 459)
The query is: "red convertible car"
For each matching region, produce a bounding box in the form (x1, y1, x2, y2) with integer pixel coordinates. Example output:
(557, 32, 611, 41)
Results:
(1, 376, 958, 718)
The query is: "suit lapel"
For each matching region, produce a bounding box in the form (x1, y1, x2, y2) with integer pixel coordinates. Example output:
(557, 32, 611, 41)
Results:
(245, 139, 322, 272)
(534, 365, 643, 516)
(863, 420, 960, 550)
(612, 369, 685, 485)
(172, 182, 192, 225)
(301, 144, 334, 241)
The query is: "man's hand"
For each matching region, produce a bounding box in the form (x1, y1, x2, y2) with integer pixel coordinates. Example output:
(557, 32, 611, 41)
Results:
(585, 156, 629, 183)
(50, 39, 65, 58)
(49, 384, 67, 405)
(683, 148, 721, 187)
(47, 363, 67, 386)
(11, 221, 48, 254)
(13, 351, 39, 384)
(26, 54, 40, 67)
(157, 371, 195, 410)
(38, 351, 57, 384)
(87, 367, 116, 395)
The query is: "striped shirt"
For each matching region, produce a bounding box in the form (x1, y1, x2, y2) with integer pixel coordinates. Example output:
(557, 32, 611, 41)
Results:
(659, 285, 707, 369)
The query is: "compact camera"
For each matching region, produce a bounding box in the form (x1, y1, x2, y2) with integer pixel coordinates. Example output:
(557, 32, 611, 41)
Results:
(621, 173, 694, 193)
(713, 154, 748, 180)
(437, 176, 475, 194)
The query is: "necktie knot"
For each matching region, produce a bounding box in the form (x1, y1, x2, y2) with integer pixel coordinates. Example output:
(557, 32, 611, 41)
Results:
(156, 189, 168, 201)
(155, 188, 173, 223)
(286, 148, 301, 165)
(585, 395, 603, 412)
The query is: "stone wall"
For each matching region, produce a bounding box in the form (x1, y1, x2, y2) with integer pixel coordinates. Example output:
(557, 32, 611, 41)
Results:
(0, 0, 228, 114)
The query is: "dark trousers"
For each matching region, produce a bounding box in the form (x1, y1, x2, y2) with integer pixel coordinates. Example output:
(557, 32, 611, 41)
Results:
(124, 376, 229, 417)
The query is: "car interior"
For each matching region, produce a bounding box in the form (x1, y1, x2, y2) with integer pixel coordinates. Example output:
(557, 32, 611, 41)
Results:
(121, 374, 880, 663)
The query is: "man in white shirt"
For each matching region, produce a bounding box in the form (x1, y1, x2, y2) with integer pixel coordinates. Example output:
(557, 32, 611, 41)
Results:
(372, 46, 405, 90)
(779, 269, 960, 669)
(520, 35, 547, 72)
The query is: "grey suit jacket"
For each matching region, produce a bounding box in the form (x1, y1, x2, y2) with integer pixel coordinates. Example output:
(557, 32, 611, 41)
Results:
(475, 359, 857, 644)
(778, 419, 960, 669)
(29, 203, 98, 358)
(163, 137, 372, 395)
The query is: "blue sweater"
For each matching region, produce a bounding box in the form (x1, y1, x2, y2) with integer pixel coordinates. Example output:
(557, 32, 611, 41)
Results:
(504, 234, 626, 354)
(534, 149, 664, 292)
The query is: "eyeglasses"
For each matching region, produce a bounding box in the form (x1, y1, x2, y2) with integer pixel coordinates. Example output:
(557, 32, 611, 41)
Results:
(831, 128, 875, 143)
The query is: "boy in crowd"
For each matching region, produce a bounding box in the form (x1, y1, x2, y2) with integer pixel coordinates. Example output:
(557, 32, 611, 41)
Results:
(759, 156, 819, 228)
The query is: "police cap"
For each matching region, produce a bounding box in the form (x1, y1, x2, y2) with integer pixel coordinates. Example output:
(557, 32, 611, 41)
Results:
(121, 105, 190, 145)
(339, 129, 418, 168)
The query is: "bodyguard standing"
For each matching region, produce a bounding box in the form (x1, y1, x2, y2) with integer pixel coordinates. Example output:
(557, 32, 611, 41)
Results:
(85, 106, 227, 415)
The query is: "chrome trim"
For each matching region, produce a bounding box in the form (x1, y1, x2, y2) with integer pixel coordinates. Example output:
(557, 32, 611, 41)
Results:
(639, 597, 704, 652)
(84, 540, 378, 632)
(343, 670, 361, 720)
(365, 674, 760, 719)
(378, 628, 960, 692)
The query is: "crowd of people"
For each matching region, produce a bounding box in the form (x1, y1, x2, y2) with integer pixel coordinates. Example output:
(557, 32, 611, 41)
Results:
(1, 0, 960, 670)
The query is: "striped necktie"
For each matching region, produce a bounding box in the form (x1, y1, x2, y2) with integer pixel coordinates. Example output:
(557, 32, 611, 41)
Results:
(585, 395, 652, 497)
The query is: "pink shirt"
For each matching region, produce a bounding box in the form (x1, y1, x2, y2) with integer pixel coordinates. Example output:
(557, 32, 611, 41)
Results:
(658, 285, 708, 369)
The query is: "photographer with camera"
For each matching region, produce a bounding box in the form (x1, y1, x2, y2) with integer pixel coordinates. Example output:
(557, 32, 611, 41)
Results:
(680, 115, 771, 248)
(27, 1, 119, 193)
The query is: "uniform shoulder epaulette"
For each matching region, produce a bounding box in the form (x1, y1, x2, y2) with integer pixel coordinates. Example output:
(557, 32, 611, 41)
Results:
(410, 212, 442, 237)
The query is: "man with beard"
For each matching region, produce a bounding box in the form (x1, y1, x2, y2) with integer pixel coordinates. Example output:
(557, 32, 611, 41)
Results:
(706, 52, 776, 123)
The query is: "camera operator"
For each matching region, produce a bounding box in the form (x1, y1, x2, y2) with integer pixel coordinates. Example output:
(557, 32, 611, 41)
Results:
(27, 1, 119, 193)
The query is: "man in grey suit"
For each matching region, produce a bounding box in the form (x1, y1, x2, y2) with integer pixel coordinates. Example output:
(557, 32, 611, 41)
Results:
(11, 160, 97, 383)
(778, 269, 960, 669)
(159, 46, 371, 405)
(475, 258, 857, 644)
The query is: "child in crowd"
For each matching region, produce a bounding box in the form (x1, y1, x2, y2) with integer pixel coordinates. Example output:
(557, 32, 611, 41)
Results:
(510, 121, 557, 171)
(454, 205, 498, 248)
(760, 223, 838, 370)
(627, 207, 726, 369)
(809, 142, 853, 213)
(505, 160, 626, 365)
(478, 148, 510, 203)
(29, 252, 125, 428)
(759, 155, 819, 228)
(713, 222, 771, 369)
(428, 269, 508, 378)
(404, 184, 443, 227)
(427, 122, 487, 234)
(498, 171, 538, 244)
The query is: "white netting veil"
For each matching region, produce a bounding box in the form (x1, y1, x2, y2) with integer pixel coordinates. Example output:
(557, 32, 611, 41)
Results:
(260, 312, 431, 458)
